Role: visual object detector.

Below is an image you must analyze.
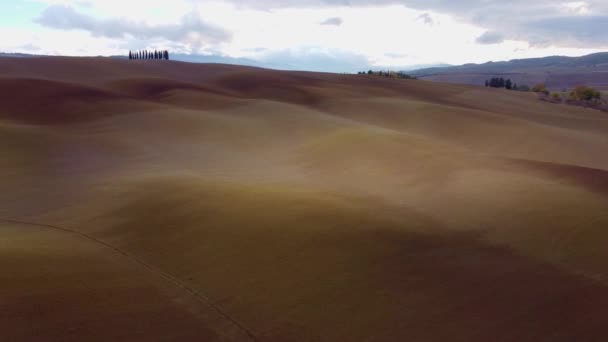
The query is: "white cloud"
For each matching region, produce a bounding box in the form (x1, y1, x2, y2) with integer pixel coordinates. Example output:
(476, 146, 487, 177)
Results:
(320, 17, 342, 26)
(562, 1, 591, 15)
(476, 31, 504, 45)
(416, 13, 434, 25)
(35, 4, 231, 51)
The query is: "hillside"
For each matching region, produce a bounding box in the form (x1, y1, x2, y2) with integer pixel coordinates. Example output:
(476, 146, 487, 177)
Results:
(2, 57, 608, 341)
(410, 52, 608, 90)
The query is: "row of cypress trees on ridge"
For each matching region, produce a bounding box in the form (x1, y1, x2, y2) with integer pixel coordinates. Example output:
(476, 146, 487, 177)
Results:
(129, 50, 169, 60)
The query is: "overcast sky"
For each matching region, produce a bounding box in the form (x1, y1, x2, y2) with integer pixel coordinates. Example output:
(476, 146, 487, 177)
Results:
(1, 0, 607, 69)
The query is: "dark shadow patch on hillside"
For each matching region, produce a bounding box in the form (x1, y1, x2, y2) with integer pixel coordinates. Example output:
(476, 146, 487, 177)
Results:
(505, 158, 608, 196)
(0, 78, 131, 125)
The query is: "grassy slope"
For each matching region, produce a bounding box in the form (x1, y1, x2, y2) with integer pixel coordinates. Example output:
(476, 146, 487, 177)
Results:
(2, 57, 608, 341)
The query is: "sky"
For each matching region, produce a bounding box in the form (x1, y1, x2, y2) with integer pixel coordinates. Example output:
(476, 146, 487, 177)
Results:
(1, 0, 607, 71)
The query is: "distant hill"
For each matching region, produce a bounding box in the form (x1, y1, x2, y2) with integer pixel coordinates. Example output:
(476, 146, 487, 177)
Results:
(1, 51, 448, 74)
(0, 52, 39, 58)
(410, 52, 608, 90)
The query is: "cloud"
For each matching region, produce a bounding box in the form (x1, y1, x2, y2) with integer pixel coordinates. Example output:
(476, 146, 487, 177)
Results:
(35, 4, 232, 48)
(384, 52, 409, 58)
(416, 13, 434, 25)
(476, 31, 504, 44)
(320, 17, 343, 26)
(19, 43, 41, 52)
(522, 15, 608, 47)
(255, 47, 370, 72)
(215, 0, 608, 48)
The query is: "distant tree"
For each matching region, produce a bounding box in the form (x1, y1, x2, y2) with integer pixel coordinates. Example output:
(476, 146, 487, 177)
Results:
(165, 50, 169, 60)
(532, 84, 549, 95)
(570, 85, 601, 101)
(505, 79, 512, 90)
(485, 80, 489, 87)
(518, 84, 530, 92)
(488, 77, 503, 88)
(513, 83, 518, 90)
(155, 50, 159, 59)
(551, 92, 562, 102)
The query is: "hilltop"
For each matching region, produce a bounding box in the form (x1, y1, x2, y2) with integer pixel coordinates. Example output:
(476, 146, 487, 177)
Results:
(2, 56, 608, 341)
(410, 52, 608, 90)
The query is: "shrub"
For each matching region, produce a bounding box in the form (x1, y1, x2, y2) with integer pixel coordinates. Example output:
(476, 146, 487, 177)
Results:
(569, 85, 601, 101)
(532, 84, 549, 95)
(551, 93, 562, 102)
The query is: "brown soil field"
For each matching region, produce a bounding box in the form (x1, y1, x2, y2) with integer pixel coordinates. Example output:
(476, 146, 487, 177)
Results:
(2, 56, 608, 341)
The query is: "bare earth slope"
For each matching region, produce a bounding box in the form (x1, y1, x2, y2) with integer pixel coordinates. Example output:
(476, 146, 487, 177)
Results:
(2, 57, 608, 341)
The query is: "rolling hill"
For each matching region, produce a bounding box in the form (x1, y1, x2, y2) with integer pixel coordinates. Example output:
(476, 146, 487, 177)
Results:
(2, 56, 608, 341)
(411, 52, 608, 90)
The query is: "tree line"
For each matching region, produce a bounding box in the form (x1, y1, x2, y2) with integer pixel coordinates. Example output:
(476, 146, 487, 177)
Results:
(357, 70, 417, 79)
(484, 77, 532, 91)
(129, 50, 170, 60)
